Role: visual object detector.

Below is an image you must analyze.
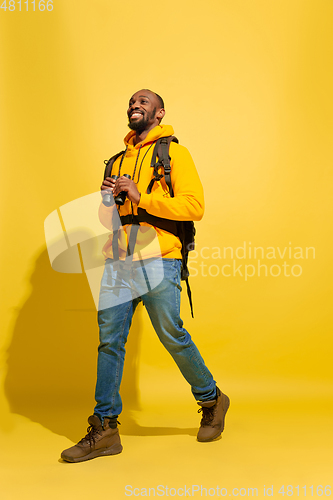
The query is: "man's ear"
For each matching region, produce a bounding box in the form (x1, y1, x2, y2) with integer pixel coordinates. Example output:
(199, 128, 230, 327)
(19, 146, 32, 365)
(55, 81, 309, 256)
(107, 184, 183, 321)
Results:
(157, 108, 165, 122)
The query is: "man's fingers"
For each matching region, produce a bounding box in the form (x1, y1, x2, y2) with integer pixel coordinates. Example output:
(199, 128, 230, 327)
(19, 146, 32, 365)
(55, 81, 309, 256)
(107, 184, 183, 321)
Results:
(105, 176, 116, 184)
(103, 179, 115, 187)
(116, 178, 131, 191)
(101, 177, 116, 192)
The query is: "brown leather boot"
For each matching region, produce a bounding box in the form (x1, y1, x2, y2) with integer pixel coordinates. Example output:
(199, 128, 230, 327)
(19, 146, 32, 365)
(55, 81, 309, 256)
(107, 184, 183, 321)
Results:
(61, 415, 123, 463)
(197, 387, 230, 442)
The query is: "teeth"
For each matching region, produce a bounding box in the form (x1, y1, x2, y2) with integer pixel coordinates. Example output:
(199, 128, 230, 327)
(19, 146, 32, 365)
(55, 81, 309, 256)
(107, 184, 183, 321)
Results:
(131, 112, 142, 118)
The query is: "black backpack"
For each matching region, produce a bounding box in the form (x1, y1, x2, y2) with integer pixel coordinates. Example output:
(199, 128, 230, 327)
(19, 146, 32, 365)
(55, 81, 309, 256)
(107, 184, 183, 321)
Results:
(103, 136, 196, 317)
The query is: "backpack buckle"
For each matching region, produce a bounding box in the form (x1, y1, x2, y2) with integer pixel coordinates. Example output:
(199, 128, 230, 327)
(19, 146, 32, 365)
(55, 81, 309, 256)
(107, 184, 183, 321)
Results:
(163, 162, 171, 174)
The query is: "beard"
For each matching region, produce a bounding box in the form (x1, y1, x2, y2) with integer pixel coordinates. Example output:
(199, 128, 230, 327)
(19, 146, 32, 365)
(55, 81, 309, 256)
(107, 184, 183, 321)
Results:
(128, 107, 157, 132)
(128, 114, 149, 131)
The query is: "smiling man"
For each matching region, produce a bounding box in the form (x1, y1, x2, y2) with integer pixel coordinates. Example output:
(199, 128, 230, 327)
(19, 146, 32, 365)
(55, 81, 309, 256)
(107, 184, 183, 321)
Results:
(60, 89, 230, 463)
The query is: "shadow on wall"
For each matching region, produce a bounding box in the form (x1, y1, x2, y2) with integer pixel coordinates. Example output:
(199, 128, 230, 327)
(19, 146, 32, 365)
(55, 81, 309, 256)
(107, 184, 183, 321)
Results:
(5, 248, 196, 442)
(4, 248, 142, 441)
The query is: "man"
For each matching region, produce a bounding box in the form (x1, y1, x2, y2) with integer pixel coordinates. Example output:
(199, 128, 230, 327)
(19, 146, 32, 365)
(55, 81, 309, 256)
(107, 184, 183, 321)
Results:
(61, 90, 230, 463)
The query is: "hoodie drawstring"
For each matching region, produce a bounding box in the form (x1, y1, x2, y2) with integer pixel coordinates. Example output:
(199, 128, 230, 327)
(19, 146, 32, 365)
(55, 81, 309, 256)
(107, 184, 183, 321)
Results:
(117, 146, 128, 177)
(118, 144, 142, 181)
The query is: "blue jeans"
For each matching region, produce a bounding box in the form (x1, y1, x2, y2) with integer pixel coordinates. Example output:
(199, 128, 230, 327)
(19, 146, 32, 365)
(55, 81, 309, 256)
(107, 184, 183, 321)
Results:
(94, 257, 216, 421)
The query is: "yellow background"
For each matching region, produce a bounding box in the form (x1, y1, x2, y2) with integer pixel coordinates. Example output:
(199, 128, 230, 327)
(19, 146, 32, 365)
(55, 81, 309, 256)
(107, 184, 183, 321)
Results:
(1, 0, 332, 498)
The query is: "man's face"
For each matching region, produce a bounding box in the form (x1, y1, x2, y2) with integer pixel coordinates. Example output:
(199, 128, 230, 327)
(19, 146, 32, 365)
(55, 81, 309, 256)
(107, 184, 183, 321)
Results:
(127, 91, 161, 132)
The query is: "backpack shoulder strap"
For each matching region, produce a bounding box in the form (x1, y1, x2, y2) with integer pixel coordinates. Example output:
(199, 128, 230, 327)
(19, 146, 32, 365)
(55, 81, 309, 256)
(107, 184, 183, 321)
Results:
(103, 151, 125, 180)
(147, 136, 178, 195)
(158, 136, 179, 197)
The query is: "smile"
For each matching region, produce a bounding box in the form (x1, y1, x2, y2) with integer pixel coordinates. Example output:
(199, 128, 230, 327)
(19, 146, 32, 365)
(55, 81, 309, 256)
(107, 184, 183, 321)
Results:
(130, 112, 143, 119)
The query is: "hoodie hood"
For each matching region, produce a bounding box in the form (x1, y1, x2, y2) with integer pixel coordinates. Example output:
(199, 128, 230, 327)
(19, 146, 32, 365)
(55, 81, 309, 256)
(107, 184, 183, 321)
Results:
(124, 124, 174, 149)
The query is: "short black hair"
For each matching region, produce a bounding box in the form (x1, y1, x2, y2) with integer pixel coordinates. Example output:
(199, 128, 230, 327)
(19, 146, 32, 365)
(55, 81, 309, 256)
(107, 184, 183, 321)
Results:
(144, 89, 164, 109)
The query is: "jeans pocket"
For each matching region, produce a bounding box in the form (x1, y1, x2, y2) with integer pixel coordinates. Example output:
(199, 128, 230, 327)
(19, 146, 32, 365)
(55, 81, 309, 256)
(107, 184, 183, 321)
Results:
(171, 260, 182, 290)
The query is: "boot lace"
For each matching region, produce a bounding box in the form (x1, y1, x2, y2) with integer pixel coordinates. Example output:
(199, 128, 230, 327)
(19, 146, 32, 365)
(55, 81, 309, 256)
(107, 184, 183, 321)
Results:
(78, 420, 121, 447)
(198, 406, 215, 426)
(78, 425, 101, 447)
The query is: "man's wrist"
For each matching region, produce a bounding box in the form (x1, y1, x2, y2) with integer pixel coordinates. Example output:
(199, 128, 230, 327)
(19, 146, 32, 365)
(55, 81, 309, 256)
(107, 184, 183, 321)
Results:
(138, 192, 150, 210)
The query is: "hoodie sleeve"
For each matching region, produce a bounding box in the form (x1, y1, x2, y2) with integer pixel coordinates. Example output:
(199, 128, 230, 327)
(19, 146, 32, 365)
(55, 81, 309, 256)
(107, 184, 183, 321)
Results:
(138, 144, 204, 221)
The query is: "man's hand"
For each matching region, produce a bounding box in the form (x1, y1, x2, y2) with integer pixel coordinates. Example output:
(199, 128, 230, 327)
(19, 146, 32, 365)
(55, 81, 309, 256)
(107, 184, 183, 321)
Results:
(100, 176, 116, 196)
(114, 176, 141, 205)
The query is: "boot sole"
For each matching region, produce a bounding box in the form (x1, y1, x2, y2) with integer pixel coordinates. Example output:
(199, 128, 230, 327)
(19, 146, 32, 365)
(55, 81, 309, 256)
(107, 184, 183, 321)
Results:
(61, 443, 123, 463)
(197, 393, 230, 442)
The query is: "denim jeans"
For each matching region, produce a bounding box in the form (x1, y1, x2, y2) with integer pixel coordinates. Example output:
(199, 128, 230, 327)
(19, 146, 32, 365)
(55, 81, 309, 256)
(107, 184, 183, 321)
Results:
(94, 257, 216, 421)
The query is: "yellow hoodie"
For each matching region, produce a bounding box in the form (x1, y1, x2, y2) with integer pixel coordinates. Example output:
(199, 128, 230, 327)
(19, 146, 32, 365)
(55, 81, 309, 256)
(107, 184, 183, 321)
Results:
(99, 124, 204, 260)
